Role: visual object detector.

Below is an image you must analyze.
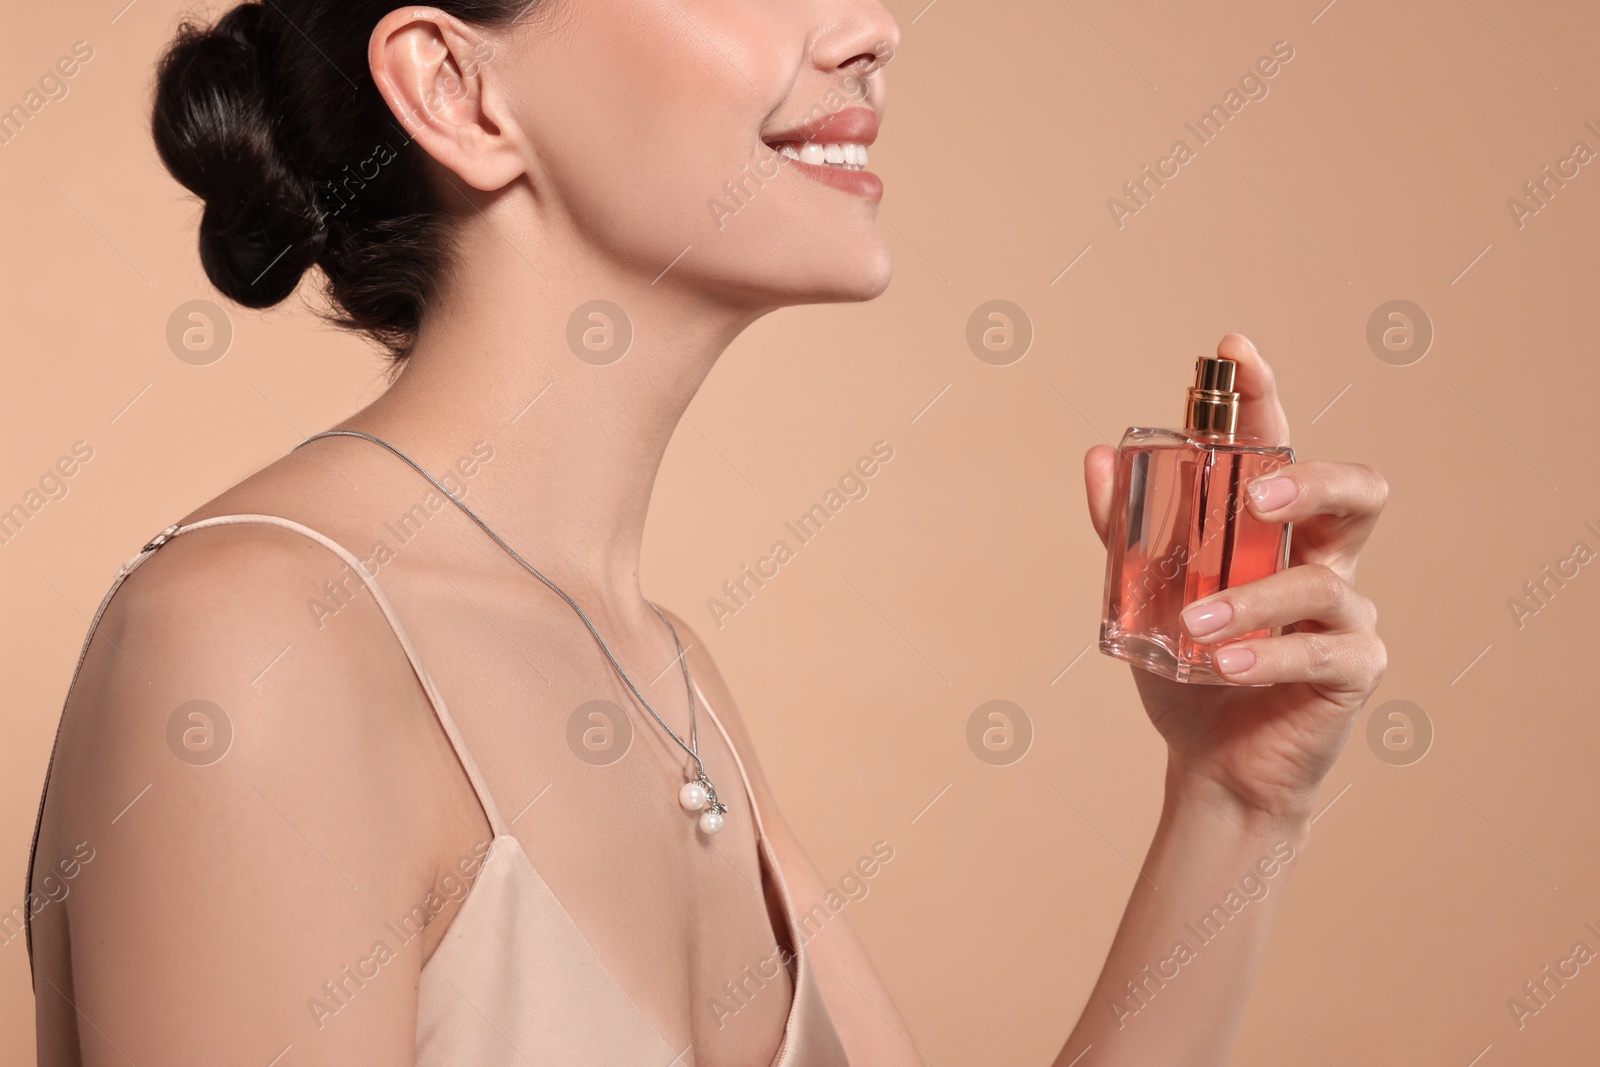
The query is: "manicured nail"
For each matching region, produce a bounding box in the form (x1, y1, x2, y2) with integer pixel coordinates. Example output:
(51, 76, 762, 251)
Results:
(1182, 600, 1233, 638)
(1214, 646, 1256, 674)
(1248, 476, 1297, 513)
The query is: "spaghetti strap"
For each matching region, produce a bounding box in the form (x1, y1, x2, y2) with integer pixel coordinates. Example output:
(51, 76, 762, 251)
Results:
(691, 674, 769, 839)
(173, 514, 514, 838)
(25, 514, 514, 960)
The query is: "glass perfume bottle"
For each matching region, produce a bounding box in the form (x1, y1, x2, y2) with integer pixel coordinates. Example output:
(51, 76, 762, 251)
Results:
(1099, 356, 1295, 684)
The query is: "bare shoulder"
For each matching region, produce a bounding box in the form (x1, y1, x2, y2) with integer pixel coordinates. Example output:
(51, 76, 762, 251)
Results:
(29, 478, 483, 1063)
(56, 505, 427, 799)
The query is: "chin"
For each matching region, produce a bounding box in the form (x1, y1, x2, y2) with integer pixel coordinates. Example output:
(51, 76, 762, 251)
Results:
(694, 230, 893, 310)
(781, 242, 895, 306)
(851, 245, 895, 299)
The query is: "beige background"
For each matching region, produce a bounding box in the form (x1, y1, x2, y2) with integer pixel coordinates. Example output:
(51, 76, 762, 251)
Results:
(5, 0, 1599, 1063)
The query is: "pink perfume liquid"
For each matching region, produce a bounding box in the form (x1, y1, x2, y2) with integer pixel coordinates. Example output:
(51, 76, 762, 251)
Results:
(1099, 418, 1294, 684)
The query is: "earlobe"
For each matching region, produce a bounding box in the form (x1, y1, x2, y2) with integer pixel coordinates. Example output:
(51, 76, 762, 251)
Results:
(367, 8, 523, 193)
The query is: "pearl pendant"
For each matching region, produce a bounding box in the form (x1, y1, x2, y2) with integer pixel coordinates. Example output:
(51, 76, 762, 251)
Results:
(679, 775, 727, 834)
(678, 781, 709, 812)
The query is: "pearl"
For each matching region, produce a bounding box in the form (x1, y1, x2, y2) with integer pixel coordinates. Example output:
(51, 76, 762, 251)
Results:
(678, 781, 709, 812)
(698, 810, 724, 835)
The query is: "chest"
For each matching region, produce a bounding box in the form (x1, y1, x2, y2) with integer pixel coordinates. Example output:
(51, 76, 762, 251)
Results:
(381, 572, 798, 1064)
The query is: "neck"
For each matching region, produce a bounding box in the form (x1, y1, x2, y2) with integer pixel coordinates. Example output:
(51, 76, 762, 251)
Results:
(343, 211, 763, 609)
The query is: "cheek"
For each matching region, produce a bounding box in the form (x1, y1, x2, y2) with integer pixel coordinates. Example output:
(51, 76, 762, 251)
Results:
(507, 3, 892, 303)
(516, 6, 787, 254)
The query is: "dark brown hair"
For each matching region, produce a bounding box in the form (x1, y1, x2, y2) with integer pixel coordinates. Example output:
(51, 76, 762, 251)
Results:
(152, 1, 533, 359)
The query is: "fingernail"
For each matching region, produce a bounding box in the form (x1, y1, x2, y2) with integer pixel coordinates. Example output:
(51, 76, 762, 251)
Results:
(1214, 646, 1256, 674)
(1181, 600, 1233, 638)
(1248, 476, 1297, 513)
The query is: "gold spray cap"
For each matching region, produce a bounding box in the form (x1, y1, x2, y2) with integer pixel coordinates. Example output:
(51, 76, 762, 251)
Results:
(1184, 356, 1240, 433)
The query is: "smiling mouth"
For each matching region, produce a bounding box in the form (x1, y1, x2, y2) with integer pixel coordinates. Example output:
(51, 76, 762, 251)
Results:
(765, 141, 871, 171)
(759, 107, 883, 202)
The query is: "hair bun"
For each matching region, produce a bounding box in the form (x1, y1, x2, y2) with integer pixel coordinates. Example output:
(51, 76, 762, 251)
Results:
(152, 3, 326, 308)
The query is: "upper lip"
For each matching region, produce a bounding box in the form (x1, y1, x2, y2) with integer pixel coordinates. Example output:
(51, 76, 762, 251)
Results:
(761, 107, 879, 147)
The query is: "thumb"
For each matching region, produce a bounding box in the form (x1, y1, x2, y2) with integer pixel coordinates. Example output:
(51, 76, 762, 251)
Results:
(1083, 445, 1116, 548)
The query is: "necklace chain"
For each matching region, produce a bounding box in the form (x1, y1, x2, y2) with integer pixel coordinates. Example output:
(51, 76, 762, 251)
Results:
(292, 430, 727, 822)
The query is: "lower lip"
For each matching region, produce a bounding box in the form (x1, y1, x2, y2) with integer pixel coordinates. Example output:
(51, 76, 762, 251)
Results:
(779, 155, 884, 204)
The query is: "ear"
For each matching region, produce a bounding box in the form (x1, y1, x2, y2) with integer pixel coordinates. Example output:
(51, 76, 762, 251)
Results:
(368, 9, 524, 192)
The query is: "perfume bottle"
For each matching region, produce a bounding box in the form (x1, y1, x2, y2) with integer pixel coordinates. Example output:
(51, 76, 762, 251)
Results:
(1099, 356, 1295, 684)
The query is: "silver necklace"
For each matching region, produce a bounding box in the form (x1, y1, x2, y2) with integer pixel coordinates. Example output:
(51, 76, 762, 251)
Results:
(293, 429, 729, 835)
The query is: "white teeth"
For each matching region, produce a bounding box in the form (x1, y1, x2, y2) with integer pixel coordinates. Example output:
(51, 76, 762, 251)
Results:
(778, 141, 870, 170)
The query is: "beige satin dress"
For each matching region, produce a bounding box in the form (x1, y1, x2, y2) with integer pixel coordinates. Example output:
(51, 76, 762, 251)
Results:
(28, 513, 852, 1067)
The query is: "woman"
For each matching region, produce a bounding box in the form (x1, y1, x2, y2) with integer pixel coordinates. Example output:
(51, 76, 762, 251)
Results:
(26, 0, 1388, 1064)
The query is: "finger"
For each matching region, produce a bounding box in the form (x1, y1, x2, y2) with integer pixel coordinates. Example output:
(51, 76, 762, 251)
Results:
(1216, 333, 1291, 446)
(1209, 630, 1387, 693)
(1084, 444, 1116, 547)
(1180, 563, 1375, 644)
(1244, 461, 1389, 576)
